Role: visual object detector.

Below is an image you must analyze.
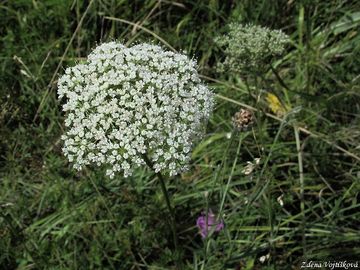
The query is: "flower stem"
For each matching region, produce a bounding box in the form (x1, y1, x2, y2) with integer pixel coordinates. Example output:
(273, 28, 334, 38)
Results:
(142, 154, 179, 252)
(294, 125, 306, 255)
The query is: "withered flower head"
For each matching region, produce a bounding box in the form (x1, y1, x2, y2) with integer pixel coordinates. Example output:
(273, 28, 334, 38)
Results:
(232, 109, 254, 131)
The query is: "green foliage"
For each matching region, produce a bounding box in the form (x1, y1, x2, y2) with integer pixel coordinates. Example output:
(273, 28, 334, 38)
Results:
(1, 0, 360, 269)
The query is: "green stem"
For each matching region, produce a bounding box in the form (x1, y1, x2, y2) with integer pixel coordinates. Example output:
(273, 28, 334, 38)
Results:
(269, 65, 291, 108)
(142, 154, 179, 252)
(294, 125, 306, 255)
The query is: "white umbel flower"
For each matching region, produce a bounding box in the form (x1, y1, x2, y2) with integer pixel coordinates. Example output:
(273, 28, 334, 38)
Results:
(58, 42, 214, 178)
(215, 23, 289, 73)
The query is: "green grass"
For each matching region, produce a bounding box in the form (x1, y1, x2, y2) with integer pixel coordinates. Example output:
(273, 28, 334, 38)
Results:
(1, 0, 360, 269)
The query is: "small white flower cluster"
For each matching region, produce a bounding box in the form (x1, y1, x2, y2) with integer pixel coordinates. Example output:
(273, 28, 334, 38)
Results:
(242, 157, 260, 175)
(215, 23, 289, 72)
(259, 253, 270, 263)
(58, 42, 214, 178)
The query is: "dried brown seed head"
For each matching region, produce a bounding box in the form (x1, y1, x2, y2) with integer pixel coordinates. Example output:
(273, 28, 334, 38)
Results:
(232, 109, 254, 131)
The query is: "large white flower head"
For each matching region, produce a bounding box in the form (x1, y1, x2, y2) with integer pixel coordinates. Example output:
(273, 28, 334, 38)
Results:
(58, 42, 214, 178)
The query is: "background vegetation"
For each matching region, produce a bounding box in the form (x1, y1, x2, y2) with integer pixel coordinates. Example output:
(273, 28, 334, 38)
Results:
(1, 0, 359, 269)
